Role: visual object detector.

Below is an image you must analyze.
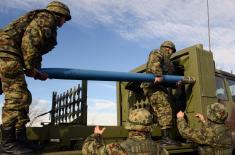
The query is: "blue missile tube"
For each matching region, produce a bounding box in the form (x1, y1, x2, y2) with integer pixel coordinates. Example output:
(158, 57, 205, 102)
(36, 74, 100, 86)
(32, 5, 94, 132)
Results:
(40, 68, 185, 84)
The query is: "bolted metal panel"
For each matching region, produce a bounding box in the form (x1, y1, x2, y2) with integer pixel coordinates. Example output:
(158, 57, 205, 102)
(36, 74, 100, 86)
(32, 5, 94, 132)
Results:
(51, 81, 87, 125)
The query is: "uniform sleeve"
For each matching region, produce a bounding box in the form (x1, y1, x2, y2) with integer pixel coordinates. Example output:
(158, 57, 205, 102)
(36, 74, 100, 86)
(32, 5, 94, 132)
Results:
(104, 143, 127, 155)
(21, 12, 55, 69)
(82, 133, 105, 155)
(177, 118, 214, 145)
(82, 134, 127, 155)
(146, 50, 163, 76)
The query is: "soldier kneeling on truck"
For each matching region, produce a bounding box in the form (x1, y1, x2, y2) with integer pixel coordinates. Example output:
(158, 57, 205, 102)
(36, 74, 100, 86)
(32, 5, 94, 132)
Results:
(82, 108, 164, 155)
(177, 102, 233, 155)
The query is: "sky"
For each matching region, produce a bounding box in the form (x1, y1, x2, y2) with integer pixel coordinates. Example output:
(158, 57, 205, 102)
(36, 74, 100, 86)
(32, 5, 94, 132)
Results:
(1, 0, 235, 126)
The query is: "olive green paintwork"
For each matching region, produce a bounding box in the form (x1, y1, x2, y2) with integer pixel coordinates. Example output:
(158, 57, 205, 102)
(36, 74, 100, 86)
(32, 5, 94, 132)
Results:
(117, 44, 217, 129)
(23, 44, 234, 154)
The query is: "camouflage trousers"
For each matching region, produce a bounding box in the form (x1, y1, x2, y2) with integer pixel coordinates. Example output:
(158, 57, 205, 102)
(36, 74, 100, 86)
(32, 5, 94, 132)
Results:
(0, 57, 31, 129)
(148, 90, 172, 129)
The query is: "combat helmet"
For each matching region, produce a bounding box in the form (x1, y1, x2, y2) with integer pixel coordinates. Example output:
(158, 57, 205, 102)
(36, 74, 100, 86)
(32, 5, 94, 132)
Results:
(160, 41, 176, 53)
(125, 108, 153, 132)
(207, 102, 228, 124)
(46, 1, 71, 21)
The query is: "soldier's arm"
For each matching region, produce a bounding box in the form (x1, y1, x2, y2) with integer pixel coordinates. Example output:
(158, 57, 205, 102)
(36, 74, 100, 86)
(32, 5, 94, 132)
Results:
(21, 12, 55, 70)
(82, 133, 106, 155)
(146, 50, 163, 76)
(104, 143, 127, 155)
(177, 117, 208, 144)
(82, 126, 127, 155)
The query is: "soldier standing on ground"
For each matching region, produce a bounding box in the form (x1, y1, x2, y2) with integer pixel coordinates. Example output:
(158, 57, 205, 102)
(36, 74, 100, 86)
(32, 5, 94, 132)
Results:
(82, 108, 160, 155)
(141, 41, 178, 146)
(177, 102, 232, 155)
(0, 1, 71, 154)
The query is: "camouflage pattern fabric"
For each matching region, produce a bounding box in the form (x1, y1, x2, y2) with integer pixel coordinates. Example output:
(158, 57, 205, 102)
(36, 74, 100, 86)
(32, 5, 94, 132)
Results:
(82, 133, 127, 155)
(0, 57, 31, 129)
(160, 41, 176, 53)
(0, 9, 57, 69)
(207, 102, 228, 124)
(0, 10, 58, 129)
(120, 131, 159, 155)
(145, 49, 175, 76)
(82, 109, 159, 154)
(46, 1, 71, 21)
(141, 49, 175, 129)
(125, 108, 153, 132)
(149, 90, 172, 129)
(82, 131, 160, 155)
(177, 117, 232, 155)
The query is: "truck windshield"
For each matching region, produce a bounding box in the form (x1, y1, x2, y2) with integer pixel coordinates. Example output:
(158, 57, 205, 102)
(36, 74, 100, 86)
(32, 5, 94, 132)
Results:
(227, 79, 235, 102)
(215, 76, 228, 101)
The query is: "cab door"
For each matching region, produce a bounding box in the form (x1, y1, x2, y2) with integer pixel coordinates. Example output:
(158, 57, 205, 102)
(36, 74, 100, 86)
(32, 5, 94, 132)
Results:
(215, 75, 235, 146)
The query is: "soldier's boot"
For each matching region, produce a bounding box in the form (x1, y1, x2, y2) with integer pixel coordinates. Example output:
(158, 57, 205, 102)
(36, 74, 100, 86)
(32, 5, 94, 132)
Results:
(160, 128, 180, 146)
(16, 127, 42, 151)
(0, 126, 33, 155)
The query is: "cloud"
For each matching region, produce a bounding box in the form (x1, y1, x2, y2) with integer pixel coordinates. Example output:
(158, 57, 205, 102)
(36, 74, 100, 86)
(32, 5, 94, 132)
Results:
(0, 98, 50, 126)
(0, 0, 47, 12)
(69, 0, 235, 72)
(27, 99, 51, 127)
(3, 0, 233, 71)
(88, 98, 116, 111)
(88, 112, 117, 126)
(87, 98, 117, 125)
(97, 83, 116, 90)
(1, 1, 234, 51)
(0, 97, 117, 126)
(27, 113, 50, 127)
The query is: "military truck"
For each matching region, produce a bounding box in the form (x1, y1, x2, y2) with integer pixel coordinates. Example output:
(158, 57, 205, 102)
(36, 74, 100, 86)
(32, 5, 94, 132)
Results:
(20, 44, 235, 154)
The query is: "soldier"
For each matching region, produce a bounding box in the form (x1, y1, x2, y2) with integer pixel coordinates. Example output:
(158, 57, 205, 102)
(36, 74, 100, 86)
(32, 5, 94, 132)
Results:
(177, 102, 233, 155)
(82, 108, 160, 155)
(141, 41, 178, 145)
(0, 1, 71, 154)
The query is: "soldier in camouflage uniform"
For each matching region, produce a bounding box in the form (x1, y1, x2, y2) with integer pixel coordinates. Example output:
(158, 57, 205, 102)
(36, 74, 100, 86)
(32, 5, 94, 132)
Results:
(141, 41, 178, 146)
(82, 108, 160, 155)
(0, 1, 71, 154)
(177, 102, 232, 155)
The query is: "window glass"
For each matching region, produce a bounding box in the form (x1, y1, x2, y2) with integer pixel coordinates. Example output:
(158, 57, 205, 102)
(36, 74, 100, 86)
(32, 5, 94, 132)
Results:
(227, 79, 235, 102)
(215, 76, 228, 101)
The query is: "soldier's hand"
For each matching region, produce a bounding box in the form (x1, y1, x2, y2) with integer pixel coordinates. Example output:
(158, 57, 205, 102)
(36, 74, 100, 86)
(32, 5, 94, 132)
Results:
(94, 126, 106, 135)
(177, 111, 184, 118)
(24, 68, 48, 80)
(195, 113, 205, 123)
(154, 77, 163, 84)
(176, 80, 183, 87)
(34, 69, 48, 81)
(24, 68, 37, 77)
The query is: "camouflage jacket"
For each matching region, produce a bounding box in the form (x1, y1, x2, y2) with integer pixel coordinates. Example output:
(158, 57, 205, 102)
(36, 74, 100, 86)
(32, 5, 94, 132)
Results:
(141, 49, 175, 92)
(82, 133, 127, 155)
(0, 9, 58, 69)
(177, 117, 232, 155)
(82, 131, 159, 155)
(145, 49, 175, 76)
